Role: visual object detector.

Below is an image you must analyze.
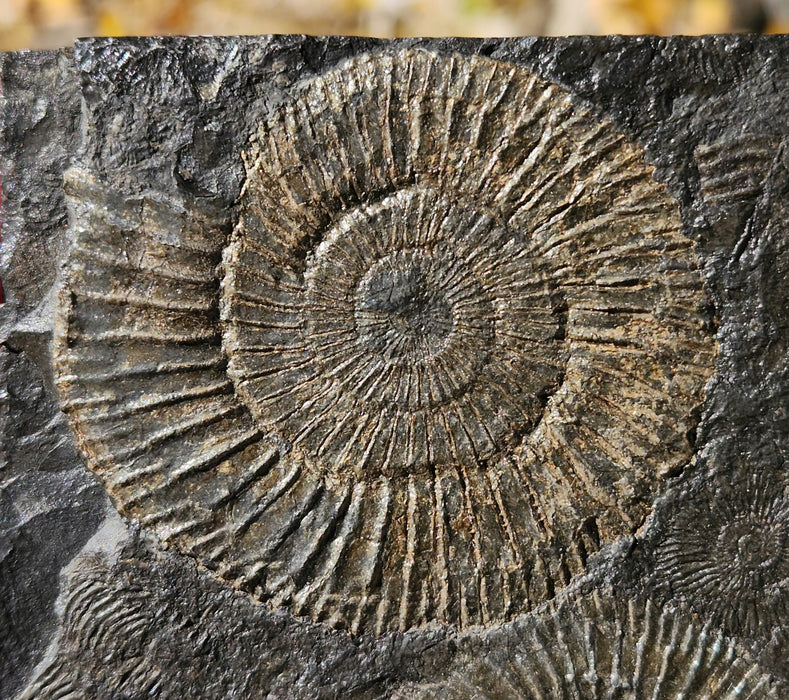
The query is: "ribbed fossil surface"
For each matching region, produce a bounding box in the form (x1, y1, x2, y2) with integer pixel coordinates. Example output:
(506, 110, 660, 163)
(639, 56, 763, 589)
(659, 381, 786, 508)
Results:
(54, 49, 716, 636)
(655, 468, 789, 639)
(695, 133, 779, 217)
(396, 588, 780, 699)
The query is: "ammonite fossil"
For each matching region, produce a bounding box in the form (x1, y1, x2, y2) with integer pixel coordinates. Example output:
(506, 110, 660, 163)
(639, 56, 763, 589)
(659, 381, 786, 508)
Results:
(395, 589, 780, 699)
(655, 467, 789, 638)
(54, 49, 716, 635)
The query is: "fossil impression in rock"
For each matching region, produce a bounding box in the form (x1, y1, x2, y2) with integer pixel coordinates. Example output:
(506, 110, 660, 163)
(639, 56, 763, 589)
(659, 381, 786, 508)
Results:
(54, 49, 716, 636)
(396, 589, 780, 699)
(655, 467, 789, 639)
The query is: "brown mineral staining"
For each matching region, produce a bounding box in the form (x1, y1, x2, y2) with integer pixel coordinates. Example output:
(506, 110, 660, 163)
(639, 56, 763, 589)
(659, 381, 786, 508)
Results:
(396, 588, 780, 699)
(54, 49, 716, 636)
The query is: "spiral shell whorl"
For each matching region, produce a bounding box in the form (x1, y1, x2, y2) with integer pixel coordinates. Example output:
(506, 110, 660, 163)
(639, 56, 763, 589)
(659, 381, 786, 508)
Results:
(54, 49, 716, 636)
(222, 183, 565, 481)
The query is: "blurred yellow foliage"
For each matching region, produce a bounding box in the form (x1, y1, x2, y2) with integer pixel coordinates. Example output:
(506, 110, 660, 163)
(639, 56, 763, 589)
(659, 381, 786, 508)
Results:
(590, 0, 731, 33)
(34, 0, 82, 26)
(0, 0, 28, 33)
(0, 0, 784, 51)
(689, 0, 732, 32)
(97, 10, 125, 37)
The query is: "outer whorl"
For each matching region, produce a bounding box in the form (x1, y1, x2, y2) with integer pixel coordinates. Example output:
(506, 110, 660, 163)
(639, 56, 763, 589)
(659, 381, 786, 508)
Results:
(396, 589, 780, 699)
(54, 49, 716, 636)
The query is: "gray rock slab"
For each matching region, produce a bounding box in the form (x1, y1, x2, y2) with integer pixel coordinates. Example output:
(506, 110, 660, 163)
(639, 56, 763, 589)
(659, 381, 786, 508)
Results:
(1, 35, 788, 699)
(0, 49, 115, 700)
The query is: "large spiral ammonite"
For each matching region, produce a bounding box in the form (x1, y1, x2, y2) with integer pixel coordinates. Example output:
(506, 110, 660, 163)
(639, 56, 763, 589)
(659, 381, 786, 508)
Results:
(54, 49, 716, 635)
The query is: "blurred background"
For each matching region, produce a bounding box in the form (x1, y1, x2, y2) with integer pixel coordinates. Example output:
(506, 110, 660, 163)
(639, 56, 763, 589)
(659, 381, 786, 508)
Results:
(0, 0, 787, 52)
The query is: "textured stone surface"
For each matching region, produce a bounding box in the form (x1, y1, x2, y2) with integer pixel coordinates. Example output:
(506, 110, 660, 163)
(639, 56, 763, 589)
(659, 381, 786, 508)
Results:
(0, 49, 114, 700)
(1, 35, 788, 699)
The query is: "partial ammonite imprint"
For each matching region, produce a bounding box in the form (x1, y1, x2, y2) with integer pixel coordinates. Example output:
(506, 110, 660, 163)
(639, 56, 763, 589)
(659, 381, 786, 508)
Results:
(654, 467, 789, 639)
(695, 133, 780, 218)
(395, 588, 781, 699)
(54, 49, 716, 636)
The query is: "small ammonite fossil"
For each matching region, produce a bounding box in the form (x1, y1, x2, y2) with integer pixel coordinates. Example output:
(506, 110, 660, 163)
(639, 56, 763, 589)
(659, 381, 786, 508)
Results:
(655, 468, 789, 638)
(54, 49, 716, 636)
